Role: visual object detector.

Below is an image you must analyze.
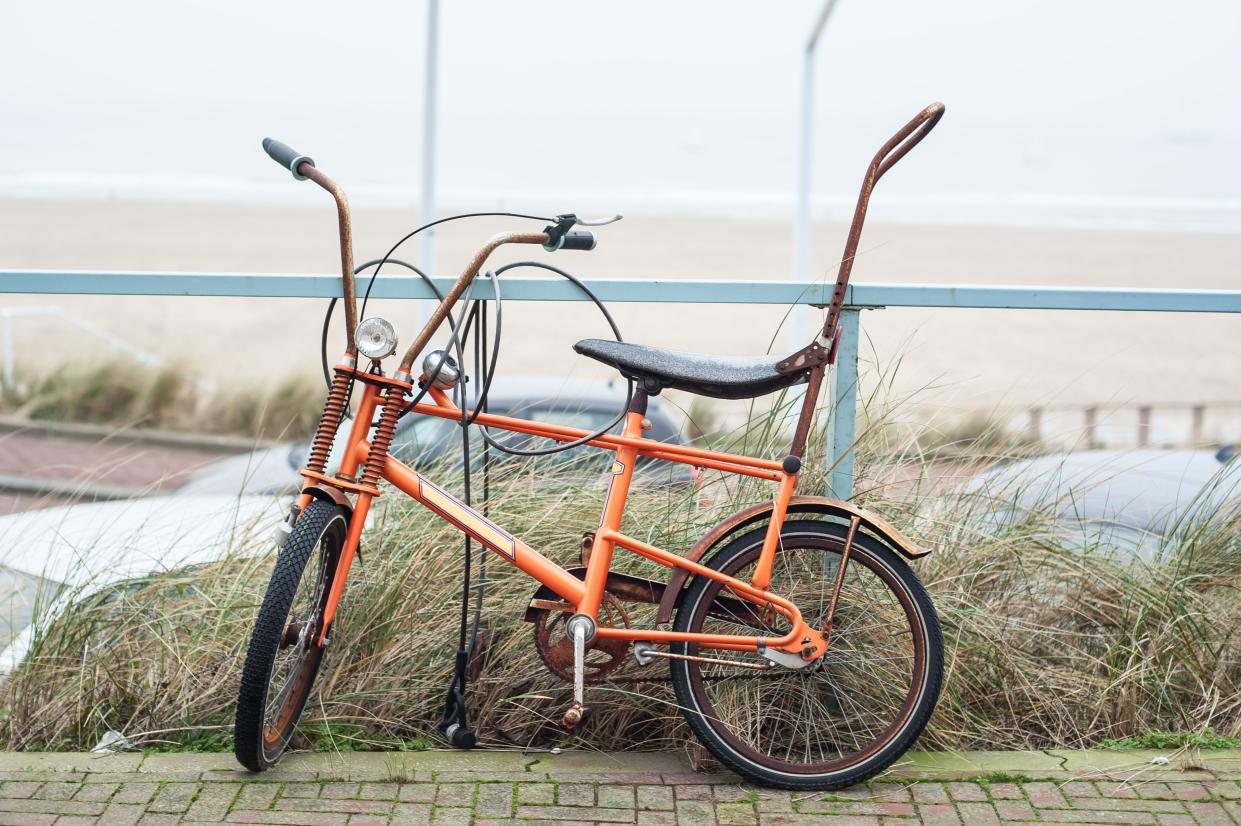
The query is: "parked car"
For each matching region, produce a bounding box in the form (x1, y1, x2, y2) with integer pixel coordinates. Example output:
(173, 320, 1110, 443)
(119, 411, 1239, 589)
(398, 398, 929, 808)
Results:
(181, 377, 691, 497)
(0, 494, 282, 672)
(966, 445, 1240, 556)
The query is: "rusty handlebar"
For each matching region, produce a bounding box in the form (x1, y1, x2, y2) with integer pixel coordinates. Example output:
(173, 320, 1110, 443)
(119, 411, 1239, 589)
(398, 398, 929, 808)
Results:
(262, 138, 360, 355)
(819, 102, 946, 341)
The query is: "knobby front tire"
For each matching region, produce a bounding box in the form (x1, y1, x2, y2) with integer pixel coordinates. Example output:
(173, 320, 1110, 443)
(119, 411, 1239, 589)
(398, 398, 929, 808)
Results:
(669, 520, 943, 789)
(234, 500, 347, 771)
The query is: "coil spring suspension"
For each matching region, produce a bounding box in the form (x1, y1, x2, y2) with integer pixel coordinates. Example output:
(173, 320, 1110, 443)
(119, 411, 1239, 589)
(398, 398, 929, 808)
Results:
(307, 367, 352, 474)
(361, 386, 404, 488)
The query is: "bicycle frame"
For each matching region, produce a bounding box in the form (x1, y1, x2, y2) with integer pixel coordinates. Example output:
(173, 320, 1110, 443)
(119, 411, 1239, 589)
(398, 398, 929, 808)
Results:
(267, 101, 947, 666)
(299, 364, 826, 659)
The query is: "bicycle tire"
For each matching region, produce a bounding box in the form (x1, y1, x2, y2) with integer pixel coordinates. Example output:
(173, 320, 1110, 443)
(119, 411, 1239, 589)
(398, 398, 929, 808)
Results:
(669, 519, 942, 789)
(234, 500, 347, 771)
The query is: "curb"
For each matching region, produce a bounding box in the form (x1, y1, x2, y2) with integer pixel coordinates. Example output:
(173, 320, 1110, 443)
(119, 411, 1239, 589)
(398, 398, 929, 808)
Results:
(0, 749, 1236, 783)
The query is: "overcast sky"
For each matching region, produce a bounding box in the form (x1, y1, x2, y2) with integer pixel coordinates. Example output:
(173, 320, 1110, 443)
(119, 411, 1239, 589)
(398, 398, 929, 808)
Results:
(2, 1, 1239, 227)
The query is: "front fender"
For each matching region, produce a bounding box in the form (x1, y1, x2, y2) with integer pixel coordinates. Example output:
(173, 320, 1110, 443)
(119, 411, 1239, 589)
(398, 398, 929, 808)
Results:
(655, 496, 930, 624)
(301, 483, 354, 521)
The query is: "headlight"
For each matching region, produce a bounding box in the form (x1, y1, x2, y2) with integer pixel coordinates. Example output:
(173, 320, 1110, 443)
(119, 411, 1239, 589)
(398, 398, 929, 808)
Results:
(355, 317, 398, 360)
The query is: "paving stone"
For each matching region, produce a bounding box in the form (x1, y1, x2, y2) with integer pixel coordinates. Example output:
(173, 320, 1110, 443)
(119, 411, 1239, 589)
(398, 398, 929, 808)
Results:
(637, 785, 675, 811)
(956, 801, 1001, 826)
(431, 806, 474, 824)
(184, 782, 240, 821)
(279, 781, 321, 798)
(226, 810, 349, 825)
(517, 782, 555, 805)
(321, 782, 362, 799)
(911, 783, 950, 803)
(1025, 781, 1071, 808)
(1153, 815, 1197, 826)
(598, 784, 636, 808)
(1060, 780, 1101, 798)
(55, 817, 98, 826)
(146, 782, 199, 813)
(397, 783, 437, 802)
(233, 782, 281, 810)
(0, 814, 55, 826)
(274, 798, 394, 814)
(0, 798, 104, 815)
(716, 800, 758, 825)
(556, 783, 596, 806)
(1070, 797, 1186, 813)
(636, 811, 678, 826)
(987, 782, 1023, 799)
(675, 783, 713, 800)
(359, 782, 400, 800)
(98, 801, 146, 825)
(0, 781, 40, 798)
(948, 782, 989, 801)
(675, 799, 717, 825)
(33, 780, 80, 800)
(712, 784, 752, 802)
(993, 799, 1037, 820)
(516, 804, 636, 822)
(347, 817, 391, 826)
(475, 783, 513, 817)
(390, 802, 433, 825)
(917, 802, 963, 825)
(434, 782, 474, 806)
(136, 814, 181, 826)
(74, 782, 119, 802)
(1037, 810, 1156, 823)
(799, 800, 916, 817)
(752, 788, 793, 813)
(1183, 801, 1235, 826)
(112, 784, 160, 805)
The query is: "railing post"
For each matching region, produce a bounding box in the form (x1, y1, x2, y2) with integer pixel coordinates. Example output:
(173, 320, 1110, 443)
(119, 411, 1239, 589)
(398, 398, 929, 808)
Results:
(827, 308, 860, 499)
(1, 310, 12, 388)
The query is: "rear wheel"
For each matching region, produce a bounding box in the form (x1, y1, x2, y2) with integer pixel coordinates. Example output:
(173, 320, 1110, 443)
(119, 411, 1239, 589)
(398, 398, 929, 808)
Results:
(669, 519, 942, 789)
(234, 500, 347, 771)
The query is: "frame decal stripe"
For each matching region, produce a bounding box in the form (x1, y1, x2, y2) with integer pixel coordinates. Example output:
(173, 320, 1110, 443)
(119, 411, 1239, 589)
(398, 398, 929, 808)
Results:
(417, 477, 517, 560)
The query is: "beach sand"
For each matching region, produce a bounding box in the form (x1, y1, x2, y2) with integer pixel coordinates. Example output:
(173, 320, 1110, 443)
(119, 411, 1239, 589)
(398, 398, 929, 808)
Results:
(2, 198, 1239, 441)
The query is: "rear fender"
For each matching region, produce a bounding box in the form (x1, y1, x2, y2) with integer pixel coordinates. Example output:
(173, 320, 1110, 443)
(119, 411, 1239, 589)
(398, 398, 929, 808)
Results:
(655, 496, 930, 624)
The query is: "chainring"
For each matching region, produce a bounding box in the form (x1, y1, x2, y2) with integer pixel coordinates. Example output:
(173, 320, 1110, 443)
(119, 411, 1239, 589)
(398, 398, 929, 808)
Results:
(531, 593, 631, 684)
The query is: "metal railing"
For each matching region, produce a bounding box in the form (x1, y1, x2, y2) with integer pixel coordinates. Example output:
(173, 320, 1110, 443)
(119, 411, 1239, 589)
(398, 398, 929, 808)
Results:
(3, 268, 1240, 498)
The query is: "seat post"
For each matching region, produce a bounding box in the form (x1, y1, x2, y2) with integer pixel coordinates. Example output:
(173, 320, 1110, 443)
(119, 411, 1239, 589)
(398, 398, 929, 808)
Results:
(788, 364, 827, 460)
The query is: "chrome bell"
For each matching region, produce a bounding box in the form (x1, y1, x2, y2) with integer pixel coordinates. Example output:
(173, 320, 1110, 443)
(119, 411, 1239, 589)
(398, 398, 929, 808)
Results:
(422, 349, 461, 388)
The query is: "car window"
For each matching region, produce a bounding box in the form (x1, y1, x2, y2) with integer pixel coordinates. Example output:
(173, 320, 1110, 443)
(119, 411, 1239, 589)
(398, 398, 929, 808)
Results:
(0, 565, 59, 653)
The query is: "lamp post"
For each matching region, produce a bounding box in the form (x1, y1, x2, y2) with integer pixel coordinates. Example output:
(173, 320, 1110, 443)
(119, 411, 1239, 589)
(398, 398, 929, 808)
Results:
(791, 0, 842, 348)
(419, 0, 440, 280)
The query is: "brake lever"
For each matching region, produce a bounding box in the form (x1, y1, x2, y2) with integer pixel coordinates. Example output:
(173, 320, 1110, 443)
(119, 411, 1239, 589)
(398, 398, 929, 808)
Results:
(573, 214, 624, 227)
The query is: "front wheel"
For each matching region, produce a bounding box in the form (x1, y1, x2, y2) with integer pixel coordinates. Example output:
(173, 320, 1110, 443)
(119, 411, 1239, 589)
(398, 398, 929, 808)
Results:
(670, 519, 942, 789)
(234, 500, 347, 771)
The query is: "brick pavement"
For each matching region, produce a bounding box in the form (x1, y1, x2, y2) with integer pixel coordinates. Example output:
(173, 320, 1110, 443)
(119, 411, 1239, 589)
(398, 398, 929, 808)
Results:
(0, 749, 1237, 825)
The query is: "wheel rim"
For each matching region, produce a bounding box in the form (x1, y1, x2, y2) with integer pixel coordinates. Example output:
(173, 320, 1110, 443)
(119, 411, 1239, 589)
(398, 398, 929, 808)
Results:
(682, 530, 928, 776)
(260, 520, 340, 759)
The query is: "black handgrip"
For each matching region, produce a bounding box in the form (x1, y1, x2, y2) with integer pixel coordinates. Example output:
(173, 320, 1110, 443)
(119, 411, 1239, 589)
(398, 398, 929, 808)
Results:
(261, 137, 315, 181)
(560, 230, 596, 251)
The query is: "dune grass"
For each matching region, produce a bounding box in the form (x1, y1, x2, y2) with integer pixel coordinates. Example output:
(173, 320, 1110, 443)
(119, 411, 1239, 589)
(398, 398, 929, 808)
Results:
(0, 390, 1238, 756)
(0, 357, 322, 438)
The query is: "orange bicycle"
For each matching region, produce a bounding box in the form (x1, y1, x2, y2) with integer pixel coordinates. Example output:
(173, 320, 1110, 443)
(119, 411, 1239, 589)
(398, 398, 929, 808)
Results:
(234, 103, 947, 789)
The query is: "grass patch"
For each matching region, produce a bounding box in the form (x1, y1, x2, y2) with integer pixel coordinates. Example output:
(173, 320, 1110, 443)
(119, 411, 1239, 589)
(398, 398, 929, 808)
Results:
(0, 356, 322, 438)
(1, 377, 1238, 756)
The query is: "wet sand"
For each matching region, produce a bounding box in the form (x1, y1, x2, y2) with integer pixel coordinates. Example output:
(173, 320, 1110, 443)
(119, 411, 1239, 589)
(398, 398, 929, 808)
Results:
(2, 198, 1239, 440)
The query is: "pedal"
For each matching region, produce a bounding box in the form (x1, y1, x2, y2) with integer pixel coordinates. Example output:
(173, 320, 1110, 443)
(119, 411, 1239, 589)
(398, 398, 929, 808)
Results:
(561, 701, 592, 734)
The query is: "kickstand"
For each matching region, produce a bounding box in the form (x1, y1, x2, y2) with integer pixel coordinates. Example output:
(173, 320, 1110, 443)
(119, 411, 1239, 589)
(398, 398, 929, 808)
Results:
(437, 649, 477, 749)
